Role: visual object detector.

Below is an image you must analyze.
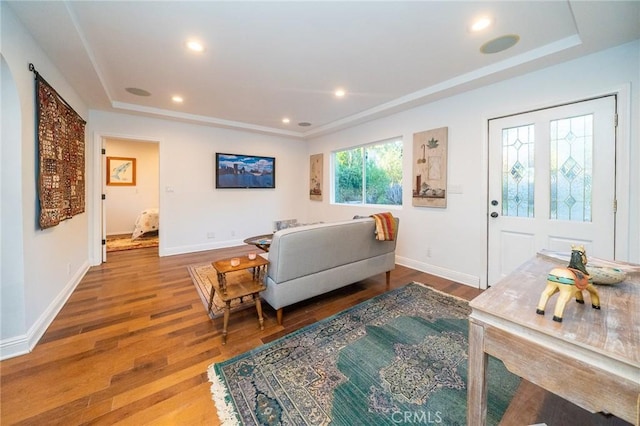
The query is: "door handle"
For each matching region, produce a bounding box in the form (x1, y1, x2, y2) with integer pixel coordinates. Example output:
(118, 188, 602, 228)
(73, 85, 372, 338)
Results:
(490, 212, 499, 218)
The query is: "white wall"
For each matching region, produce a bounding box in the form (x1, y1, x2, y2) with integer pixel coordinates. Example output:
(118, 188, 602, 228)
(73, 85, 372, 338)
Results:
(1, 5, 90, 359)
(307, 41, 640, 288)
(105, 138, 159, 235)
(88, 112, 308, 258)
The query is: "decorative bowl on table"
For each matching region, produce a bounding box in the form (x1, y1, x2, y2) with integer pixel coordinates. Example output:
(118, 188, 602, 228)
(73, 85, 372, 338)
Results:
(586, 265, 627, 285)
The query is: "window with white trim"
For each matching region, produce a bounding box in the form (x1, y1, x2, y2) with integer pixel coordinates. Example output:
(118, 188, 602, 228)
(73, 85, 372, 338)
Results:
(333, 137, 403, 206)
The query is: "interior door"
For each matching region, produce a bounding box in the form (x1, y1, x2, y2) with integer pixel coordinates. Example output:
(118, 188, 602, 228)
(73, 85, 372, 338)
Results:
(488, 96, 617, 285)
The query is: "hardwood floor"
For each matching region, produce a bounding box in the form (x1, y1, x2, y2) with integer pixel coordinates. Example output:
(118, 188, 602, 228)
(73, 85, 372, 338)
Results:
(0, 245, 630, 425)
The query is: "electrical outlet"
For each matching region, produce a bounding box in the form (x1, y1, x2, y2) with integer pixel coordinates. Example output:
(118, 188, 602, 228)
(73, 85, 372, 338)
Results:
(207, 232, 215, 239)
(426, 247, 432, 258)
(231, 230, 236, 237)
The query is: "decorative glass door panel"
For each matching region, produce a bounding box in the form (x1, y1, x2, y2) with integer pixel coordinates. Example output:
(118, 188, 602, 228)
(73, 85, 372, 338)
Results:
(502, 124, 534, 218)
(550, 114, 593, 222)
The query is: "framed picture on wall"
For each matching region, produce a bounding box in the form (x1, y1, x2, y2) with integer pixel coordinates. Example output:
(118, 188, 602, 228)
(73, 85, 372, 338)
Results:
(107, 156, 136, 186)
(412, 127, 448, 208)
(309, 153, 323, 201)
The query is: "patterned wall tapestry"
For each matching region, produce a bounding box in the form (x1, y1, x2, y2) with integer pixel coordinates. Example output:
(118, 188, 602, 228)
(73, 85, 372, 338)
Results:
(33, 65, 86, 229)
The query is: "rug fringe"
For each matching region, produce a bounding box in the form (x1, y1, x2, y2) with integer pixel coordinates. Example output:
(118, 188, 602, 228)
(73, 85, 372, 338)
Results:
(207, 363, 241, 426)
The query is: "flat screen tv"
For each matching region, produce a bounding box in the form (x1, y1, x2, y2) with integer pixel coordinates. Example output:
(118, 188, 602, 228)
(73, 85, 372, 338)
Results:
(215, 153, 275, 189)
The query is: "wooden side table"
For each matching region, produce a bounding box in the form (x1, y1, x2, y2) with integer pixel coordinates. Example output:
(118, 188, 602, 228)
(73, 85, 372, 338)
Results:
(243, 234, 273, 252)
(467, 251, 640, 425)
(211, 256, 269, 344)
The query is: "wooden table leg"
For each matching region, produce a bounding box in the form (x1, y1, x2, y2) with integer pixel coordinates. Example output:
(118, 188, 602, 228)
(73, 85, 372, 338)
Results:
(207, 282, 216, 313)
(252, 265, 266, 281)
(222, 301, 231, 345)
(217, 272, 227, 294)
(255, 294, 264, 330)
(468, 319, 489, 426)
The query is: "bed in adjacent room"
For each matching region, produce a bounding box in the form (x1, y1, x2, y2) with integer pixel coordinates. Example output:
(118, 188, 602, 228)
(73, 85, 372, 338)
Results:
(132, 207, 159, 240)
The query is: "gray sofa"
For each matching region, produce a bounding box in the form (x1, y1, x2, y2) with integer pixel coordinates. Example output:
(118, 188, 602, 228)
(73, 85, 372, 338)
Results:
(261, 217, 399, 325)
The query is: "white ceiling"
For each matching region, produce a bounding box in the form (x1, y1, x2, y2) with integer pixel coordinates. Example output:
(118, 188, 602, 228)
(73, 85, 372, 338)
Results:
(7, 1, 640, 139)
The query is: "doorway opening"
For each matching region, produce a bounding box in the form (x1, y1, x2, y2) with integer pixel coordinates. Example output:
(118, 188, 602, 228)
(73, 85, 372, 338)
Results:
(102, 137, 160, 262)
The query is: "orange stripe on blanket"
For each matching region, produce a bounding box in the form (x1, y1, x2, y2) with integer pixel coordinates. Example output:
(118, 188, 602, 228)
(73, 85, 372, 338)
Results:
(370, 212, 397, 241)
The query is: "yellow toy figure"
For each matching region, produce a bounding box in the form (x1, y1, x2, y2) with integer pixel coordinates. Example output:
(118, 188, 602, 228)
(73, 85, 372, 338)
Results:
(536, 245, 601, 323)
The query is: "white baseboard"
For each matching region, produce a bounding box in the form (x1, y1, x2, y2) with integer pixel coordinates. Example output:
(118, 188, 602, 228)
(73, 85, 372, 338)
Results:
(106, 231, 134, 237)
(0, 261, 90, 361)
(160, 239, 245, 257)
(395, 255, 480, 288)
(0, 335, 30, 360)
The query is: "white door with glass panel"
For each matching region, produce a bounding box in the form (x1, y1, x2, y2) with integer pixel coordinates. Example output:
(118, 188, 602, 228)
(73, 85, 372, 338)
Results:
(488, 96, 616, 285)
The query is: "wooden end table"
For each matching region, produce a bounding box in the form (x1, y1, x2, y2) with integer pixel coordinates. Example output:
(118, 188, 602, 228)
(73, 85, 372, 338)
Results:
(211, 255, 269, 344)
(467, 251, 640, 425)
(243, 234, 273, 252)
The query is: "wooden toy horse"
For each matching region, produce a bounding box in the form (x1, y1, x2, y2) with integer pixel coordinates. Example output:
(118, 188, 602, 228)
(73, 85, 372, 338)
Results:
(536, 245, 601, 323)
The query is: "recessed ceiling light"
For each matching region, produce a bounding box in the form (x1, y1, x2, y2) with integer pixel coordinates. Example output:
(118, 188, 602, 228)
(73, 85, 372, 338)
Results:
(126, 87, 151, 97)
(480, 34, 520, 54)
(298, 122, 312, 127)
(186, 40, 204, 52)
(282, 118, 290, 124)
(334, 89, 346, 98)
(471, 17, 492, 32)
(172, 95, 184, 103)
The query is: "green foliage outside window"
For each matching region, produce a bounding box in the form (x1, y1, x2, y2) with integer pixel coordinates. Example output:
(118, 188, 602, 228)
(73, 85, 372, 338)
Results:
(334, 138, 403, 205)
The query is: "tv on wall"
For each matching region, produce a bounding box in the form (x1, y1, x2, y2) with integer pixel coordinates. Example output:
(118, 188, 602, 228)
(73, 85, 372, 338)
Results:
(215, 153, 276, 189)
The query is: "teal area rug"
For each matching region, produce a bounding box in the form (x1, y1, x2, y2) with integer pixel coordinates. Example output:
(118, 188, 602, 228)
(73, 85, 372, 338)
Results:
(208, 282, 520, 425)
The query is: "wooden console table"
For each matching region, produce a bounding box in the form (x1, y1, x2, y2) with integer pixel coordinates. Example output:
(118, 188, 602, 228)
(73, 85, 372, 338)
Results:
(211, 256, 269, 344)
(468, 251, 639, 425)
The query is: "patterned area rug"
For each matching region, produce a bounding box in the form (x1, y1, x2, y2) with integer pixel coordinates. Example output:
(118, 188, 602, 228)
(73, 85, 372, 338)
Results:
(208, 283, 520, 425)
(187, 263, 259, 318)
(106, 232, 158, 252)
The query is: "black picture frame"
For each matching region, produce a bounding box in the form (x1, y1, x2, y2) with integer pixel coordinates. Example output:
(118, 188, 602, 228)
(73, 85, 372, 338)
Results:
(215, 153, 276, 189)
